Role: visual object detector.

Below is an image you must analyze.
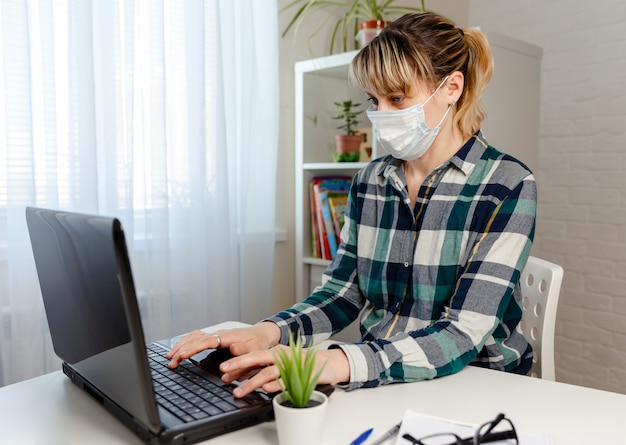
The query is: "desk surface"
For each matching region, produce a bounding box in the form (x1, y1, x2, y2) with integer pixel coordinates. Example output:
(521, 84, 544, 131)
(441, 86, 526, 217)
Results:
(2, 363, 626, 445)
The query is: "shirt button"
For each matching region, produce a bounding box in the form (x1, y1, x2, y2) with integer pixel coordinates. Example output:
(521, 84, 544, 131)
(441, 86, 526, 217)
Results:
(404, 262, 409, 267)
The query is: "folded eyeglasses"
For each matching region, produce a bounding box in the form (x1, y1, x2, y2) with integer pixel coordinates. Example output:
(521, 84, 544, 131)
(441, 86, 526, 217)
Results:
(401, 413, 518, 445)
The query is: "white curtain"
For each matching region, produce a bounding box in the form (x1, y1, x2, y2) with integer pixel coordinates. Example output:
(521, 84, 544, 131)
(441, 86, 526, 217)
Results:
(0, 0, 279, 387)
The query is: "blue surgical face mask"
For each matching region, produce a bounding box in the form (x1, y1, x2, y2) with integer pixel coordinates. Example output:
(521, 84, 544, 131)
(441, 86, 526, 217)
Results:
(366, 76, 453, 161)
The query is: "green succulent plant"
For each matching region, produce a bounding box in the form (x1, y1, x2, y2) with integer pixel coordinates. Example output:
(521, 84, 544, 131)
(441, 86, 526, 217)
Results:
(274, 331, 326, 408)
(332, 99, 363, 136)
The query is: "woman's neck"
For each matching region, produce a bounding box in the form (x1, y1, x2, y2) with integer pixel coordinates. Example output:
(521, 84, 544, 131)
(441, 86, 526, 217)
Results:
(405, 127, 466, 180)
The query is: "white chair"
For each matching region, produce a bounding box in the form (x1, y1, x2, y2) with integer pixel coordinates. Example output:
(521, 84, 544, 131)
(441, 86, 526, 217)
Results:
(517, 256, 564, 381)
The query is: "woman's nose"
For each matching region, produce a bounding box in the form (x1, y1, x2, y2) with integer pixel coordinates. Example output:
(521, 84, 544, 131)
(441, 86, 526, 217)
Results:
(375, 100, 392, 112)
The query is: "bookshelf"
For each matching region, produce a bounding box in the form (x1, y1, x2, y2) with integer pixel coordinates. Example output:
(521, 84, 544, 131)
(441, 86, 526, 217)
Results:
(294, 50, 374, 301)
(294, 32, 542, 302)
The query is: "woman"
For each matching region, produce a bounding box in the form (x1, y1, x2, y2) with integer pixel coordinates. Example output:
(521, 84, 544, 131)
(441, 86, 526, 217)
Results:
(167, 12, 536, 398)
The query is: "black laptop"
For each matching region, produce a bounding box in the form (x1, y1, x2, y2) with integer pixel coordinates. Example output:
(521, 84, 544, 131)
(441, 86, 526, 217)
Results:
(25, 207, 277, 444)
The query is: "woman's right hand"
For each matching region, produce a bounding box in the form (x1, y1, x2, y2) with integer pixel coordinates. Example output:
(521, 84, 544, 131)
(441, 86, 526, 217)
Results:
(220, 346, 350, 398)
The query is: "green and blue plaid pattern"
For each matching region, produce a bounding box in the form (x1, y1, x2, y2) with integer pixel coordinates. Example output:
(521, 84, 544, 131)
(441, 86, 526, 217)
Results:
(268, 133, 536, 390)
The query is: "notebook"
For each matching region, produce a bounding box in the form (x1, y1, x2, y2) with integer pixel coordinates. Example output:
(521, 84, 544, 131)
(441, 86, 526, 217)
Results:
(25, 207, 278, 444)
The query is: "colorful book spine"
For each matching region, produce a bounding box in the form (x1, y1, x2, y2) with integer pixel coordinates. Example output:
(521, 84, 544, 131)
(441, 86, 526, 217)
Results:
(312, 182, 330, 259)
(310, 177, 351, 260)
(309, 181, 321, 258)
(318, 190, 338, 258)
(328, 193, 348, 244)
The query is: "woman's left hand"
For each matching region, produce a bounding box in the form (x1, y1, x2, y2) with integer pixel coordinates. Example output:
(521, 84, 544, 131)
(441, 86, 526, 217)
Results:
(219, 346, 350, 398)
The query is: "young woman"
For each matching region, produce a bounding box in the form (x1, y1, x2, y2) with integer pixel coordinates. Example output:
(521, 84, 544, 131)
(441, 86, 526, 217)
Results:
(167, 12, 536, 398)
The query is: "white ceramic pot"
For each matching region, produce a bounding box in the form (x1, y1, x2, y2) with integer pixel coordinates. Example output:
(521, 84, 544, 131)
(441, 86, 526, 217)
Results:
(273, 390, 329, 445)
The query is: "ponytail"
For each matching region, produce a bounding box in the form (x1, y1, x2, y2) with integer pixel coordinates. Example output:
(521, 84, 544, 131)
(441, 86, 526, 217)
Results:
(455, 28, 493, 138)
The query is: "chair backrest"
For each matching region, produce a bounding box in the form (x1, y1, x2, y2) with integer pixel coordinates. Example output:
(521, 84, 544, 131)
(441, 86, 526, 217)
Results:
(517, 256, 563, 381)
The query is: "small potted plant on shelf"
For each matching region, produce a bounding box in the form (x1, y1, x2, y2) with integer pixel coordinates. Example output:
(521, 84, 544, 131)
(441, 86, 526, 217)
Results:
(281, 0, 427, 54)
(332, 99, 364, 162)
(272, 332, 328, 445)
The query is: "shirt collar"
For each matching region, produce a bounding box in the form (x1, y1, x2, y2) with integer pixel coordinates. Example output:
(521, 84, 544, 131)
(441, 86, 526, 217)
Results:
(449, 131, 489, 176)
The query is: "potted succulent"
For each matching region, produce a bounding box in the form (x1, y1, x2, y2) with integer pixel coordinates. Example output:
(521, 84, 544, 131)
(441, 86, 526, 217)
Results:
(332, 99, 364, 162)
(272, 332, 328, 445)
(281, 0, 427, 54)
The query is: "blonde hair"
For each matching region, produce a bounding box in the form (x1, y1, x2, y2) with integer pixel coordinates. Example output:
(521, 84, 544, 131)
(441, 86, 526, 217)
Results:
(350, 12, 494, 139)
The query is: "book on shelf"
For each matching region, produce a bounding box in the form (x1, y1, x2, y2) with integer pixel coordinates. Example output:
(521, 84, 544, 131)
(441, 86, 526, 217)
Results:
(328, 192, 348, 245)
(309, 181, 321, 258)
(310, 177, 351, 260)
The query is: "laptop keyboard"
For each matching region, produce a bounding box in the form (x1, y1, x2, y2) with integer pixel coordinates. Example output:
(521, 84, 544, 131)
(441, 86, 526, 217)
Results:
(146, 344, 264, 423)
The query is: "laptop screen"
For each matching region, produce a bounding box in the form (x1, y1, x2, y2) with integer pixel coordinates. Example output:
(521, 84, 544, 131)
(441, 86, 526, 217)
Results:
(26, 207, 161, 433)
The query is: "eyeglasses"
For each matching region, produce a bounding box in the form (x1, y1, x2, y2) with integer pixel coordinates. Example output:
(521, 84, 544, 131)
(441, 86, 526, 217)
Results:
(401, 413, 518, 445)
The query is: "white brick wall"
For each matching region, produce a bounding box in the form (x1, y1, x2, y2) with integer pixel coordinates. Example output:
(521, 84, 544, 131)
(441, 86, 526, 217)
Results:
(470, 0, 626, 393)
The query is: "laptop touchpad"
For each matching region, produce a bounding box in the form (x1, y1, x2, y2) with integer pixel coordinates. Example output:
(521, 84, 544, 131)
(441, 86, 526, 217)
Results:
(197, 348, 235, 376)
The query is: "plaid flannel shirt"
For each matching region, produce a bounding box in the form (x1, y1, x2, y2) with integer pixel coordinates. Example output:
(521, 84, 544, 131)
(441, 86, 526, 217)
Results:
(267, 133, 536, 390)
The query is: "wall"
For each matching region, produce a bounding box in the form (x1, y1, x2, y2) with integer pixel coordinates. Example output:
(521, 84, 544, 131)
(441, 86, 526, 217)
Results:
(271, 1, 334, 315)
(469, 0, 626, 394)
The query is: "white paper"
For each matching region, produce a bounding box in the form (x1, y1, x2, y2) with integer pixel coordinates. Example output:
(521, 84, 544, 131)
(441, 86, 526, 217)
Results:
(394, 410, 553, 445)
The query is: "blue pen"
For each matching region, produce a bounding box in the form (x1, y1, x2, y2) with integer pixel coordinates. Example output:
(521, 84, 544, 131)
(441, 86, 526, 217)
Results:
(350, 427, 373, 445)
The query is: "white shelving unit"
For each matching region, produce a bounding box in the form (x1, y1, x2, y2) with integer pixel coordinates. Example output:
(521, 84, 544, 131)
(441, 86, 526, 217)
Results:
(294, 50, 371, 301)
(294, 32, 542, 302)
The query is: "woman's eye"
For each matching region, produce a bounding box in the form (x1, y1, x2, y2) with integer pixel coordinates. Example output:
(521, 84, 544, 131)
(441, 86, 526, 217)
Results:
(391, 96, 404, 103)
(367, 97, 378, 107)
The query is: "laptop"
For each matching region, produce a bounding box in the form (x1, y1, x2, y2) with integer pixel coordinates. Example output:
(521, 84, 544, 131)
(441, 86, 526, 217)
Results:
(25, 207, 284, 444)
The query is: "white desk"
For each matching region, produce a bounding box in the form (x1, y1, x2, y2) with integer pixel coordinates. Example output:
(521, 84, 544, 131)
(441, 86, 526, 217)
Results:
(1, 364, 625, 444)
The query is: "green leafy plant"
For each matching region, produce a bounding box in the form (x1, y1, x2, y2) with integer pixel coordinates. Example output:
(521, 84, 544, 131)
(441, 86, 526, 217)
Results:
(332, 100, 363, 136)
(332, 100, 364, 162)
(281, 0, 427, 54)
(274, 331, 325, 408)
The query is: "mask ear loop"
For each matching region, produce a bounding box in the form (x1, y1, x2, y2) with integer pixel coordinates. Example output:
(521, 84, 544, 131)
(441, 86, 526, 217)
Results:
(424, 76, 455, 129)
(423, 75, 450, 106)
(433, 99, 455, 129)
